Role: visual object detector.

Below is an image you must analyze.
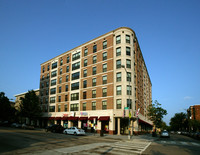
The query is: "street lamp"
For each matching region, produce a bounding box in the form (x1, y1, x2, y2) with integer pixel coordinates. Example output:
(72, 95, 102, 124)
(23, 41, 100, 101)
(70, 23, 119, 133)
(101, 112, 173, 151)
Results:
(121, 65, 131, 139)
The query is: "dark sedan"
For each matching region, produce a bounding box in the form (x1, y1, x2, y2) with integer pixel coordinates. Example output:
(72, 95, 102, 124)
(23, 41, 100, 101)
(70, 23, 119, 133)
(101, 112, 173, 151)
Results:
(45, 124, 64, 133)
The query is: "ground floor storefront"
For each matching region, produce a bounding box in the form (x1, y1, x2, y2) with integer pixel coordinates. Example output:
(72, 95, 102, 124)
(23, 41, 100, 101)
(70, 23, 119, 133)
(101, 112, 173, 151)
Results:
(40, 111, 153, 135)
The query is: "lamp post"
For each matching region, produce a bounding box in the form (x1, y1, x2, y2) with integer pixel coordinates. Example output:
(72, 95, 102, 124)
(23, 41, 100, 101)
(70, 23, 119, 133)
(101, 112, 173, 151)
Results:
(121, 65, 131, 139)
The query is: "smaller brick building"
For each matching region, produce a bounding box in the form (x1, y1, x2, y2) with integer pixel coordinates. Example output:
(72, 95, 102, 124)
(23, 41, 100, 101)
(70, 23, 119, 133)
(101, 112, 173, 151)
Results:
(187, 105, 200, 121)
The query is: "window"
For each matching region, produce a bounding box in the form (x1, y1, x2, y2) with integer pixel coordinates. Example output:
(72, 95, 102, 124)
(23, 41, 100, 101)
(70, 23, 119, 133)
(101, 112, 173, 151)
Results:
(102, 88, 107, 97)
(83, 91, 87, 99)
(72, 72, 79, 80)
(52, 62, 57, 69)
(92, 90, 96, 98)
(103, 41, 107, 49)
(83, 69, 87, 77)
(41, 91, 43, 96)
(93, 55, 97, 64)
(127, 72, 131, 82)
(42, 67, 45, 73)
(47, 65, 49, 71)
(60, 68, 62, 75)
(50, 97, 55, 103)
(47, 73, 49, 79)
(93, 67, 96, 75)
(59, 77, 62, 84)
(58, 96, 61, 102)
(66, 75, 69, 82)
(102, 64, 107, 72)
(116, 47, 121, 56)
(65, 95, 68, 101)
(66, 66, 69, 72)
(92, 78, 96, 86)
(127, 85, 132, 95)
(116, 99, 122, 109)
(83, 80, 87, 88)
(46, 81, 49, 87)
(116, 59, 121, 69)
(51, 79, 56, 86)
(126, 35, 130, 43)
(116, 72, 121, 82)
(45, 97, 48, 104)
(127, 99, 132, 109)
(64, 104, 68, 111)
(60, 59, 63, 66)
(71, 93, 79, 101)
(46, 89, 49, 95)
(103, 52, 107, 60)
(126, 47, 131, 56)
(92, 102, 96, 110)
(102, 101, 107, 110)
(41, 83, 44, 88)
(67, 56, 70, 63)
(116, 35, 121, 44)
(84, 48, 88, 56)
(116, 86, 121, 95)
(42, 75, 44, 80)
(65, 85, 68, 91)
(72, 62, 80, 71)
(70, 103, 79, 111)
(59, 86, 61, 93)
(102, 75, 107, 84)
(49, 106, 55, 112)
(51, 70, 57, 77)
(50, 88, 56, 94)
(72, 52, 80, 61)
(126, 59, 131, 68)
(71, 82, 79, 90)
(84, 59, 87, 67)
(83, 103, 86, 111)
(93, 45, 97, 53)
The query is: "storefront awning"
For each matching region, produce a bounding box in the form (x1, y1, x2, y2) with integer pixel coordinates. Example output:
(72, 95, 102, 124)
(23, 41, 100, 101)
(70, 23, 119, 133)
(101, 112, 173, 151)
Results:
(61, 117, 68, 120)
(79, 117, 88, 121)
(138, 118, 153, 126)
(88, 116, 98, 121)
(67, 117, 79, 121)
(54, 117, 62, 120)
(48, 117, 55, 120)
(98, 116, 110, 121)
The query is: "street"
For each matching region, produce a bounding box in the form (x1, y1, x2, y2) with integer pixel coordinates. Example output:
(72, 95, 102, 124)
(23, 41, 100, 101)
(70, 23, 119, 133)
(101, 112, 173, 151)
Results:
(0, 127, 200, 155)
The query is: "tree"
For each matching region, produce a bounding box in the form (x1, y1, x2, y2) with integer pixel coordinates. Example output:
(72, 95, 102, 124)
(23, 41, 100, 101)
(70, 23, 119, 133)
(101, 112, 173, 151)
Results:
(19, 90, 42, 124)
(148, 100, 167, 129)
(0, 92, 16, 122)
(170, 112, 187, 131)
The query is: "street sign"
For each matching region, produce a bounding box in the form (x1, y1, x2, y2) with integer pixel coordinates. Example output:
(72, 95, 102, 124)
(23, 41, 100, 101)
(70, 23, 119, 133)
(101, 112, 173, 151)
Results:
(129, 112, 131, 118)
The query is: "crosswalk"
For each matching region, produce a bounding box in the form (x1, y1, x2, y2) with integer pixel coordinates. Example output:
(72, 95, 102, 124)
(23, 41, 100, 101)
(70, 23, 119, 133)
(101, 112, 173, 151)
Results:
(157, 140, 200, 146)
(62, 140, 152, 155)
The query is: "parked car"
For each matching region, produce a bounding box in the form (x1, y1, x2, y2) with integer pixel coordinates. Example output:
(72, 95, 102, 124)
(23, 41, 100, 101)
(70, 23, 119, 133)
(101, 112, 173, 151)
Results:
(11, 123, 22, 128)
(45, 124, 64, 133)
(160, 130, 170, 138)
(22, 124, 34, 130)
(63, 127, 85, 135)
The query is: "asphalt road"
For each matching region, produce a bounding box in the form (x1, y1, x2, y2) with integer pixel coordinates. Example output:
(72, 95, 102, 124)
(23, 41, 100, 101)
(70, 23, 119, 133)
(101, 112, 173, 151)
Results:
(1, 127, 200, 155)
(144, 133, 200, 155)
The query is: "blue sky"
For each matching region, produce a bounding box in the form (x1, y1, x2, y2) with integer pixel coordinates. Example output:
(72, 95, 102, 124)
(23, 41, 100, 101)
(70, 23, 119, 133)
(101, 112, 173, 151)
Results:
(0, 0, 200, 124)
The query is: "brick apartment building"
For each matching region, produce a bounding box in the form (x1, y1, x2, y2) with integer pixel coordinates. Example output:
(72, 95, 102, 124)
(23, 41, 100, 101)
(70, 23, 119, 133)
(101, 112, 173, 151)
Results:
(188, 105, 200, 121)
(39, 27, 152, 135)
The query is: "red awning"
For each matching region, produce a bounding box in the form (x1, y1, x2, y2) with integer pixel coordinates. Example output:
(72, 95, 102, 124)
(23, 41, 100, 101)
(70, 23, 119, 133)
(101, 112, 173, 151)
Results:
(68, 117, 79, 121)
(48, 117, 55, 120)
(88, 116, 98, 121)
(55, 117, 62, 120)
(79, 117, 88, 121)
(61, 117, 68, 120)
(138, 119, 153, 126)
(98, 116, 110, 121)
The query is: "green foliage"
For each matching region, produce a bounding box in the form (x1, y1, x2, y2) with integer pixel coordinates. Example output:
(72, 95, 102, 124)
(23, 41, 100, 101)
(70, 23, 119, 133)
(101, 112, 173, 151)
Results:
(19, 90, 42, 121)
(170, 112, 187, 131)
(0, 92, 16, 121)
(189, 119, 200, 132)
(148, 100, 167, 128)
